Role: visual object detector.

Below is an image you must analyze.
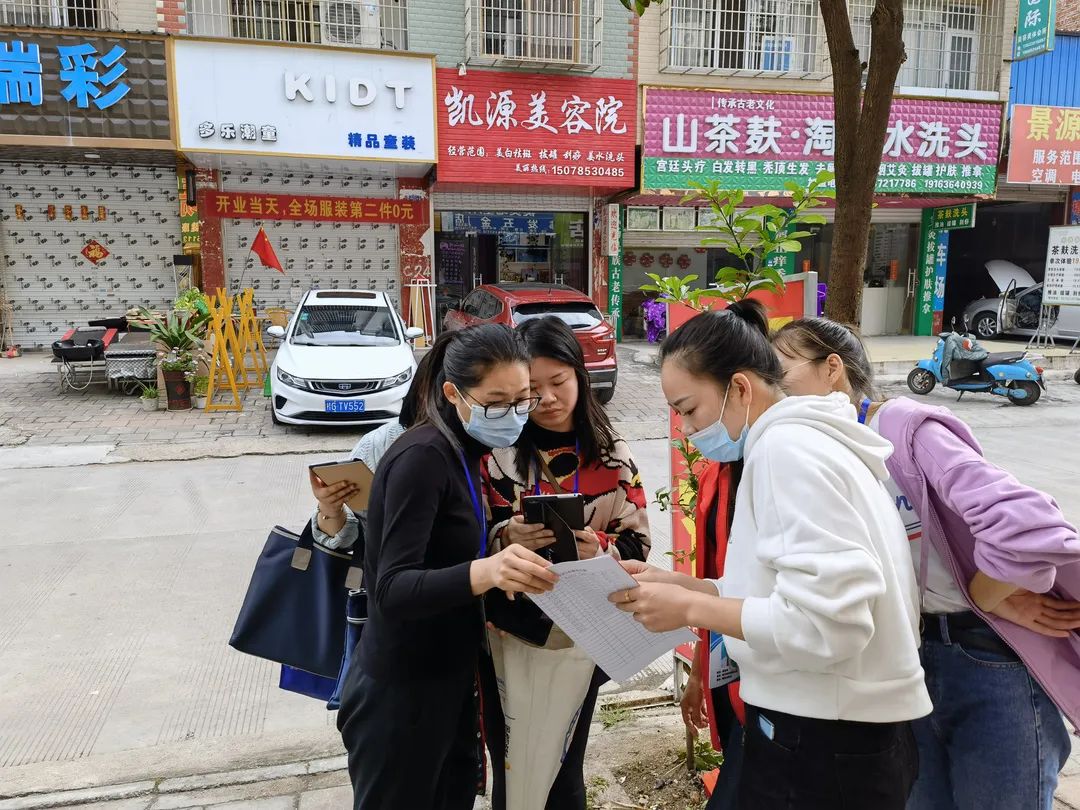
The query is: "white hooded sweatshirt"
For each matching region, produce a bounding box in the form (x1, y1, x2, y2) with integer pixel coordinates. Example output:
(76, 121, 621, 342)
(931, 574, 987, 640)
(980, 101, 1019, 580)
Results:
(714, 393, 932, 724)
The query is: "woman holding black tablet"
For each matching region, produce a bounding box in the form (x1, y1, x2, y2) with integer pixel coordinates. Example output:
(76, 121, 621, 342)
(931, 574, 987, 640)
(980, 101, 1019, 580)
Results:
(479, 316, 651, 810)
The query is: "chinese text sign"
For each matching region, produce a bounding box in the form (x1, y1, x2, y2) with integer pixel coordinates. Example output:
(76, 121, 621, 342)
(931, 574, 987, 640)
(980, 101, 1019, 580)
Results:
(204, 192, 427, 225)
(0, 34, 169, 141)
(1044, 226, 1080, 307)
(1007, 105, 1080, 186)
(643, 88, 1002, 195)
(1014, 0, 1056, 61)
(435, 69, 636, 189)
(915, 204, 977, 336)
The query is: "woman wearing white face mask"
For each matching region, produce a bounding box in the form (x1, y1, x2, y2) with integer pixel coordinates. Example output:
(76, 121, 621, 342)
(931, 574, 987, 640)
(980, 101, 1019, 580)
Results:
(336, 324, 559, 810)
(610, 300, 932, 810)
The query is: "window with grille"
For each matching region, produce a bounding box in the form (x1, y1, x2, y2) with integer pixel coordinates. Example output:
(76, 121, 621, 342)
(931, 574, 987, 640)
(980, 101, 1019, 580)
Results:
(850, 0, 1003, 94)
(467, 0, 602, 70)
(0, 0, 113, 28)
(661, 0, 821, 74)
(189, 0, 407, 49)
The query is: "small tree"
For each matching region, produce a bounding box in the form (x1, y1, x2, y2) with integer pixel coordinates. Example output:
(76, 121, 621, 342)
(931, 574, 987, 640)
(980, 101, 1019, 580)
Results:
(622, 0, 907, 324)
(641, 171, 835, 310)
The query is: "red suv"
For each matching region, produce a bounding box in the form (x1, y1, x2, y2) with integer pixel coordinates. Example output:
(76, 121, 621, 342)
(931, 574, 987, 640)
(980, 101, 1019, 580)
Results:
(443, 283, 618, 403)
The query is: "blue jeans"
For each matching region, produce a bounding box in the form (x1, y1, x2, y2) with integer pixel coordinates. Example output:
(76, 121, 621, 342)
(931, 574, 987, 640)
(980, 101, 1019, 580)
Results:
(908, 619, 1072, 810)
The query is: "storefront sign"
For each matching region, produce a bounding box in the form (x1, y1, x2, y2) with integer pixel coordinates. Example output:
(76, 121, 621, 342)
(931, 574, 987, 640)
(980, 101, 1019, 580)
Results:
(608, 212, 623, 341)
(0, 32, 170, 142)
(179, 174, 201, 252)
(448, 212, 557, 234)
(204, 192, 427, 224)
(643, 88, 1002, 195)
(605, 205, 620, 257)
(915, 204, 978, 335)
(1044, 226, 1080, 306)
(1014, 0, 1056, 61)
(172, 39, 436, 162)
(435, 69, 636, 188)
(1007, 105, 1080, 186)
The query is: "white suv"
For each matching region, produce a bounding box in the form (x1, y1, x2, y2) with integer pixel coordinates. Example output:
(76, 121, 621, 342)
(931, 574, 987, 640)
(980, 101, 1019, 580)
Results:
(267, 290, 422, 427)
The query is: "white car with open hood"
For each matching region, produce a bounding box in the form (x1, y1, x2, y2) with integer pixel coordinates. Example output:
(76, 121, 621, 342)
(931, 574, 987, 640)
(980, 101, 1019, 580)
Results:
(963, 260, 1080, 340)
(267, 290, 422, 427)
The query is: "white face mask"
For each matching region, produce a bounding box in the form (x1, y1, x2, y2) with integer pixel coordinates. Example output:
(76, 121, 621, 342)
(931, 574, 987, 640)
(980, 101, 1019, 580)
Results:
(454, 387, 528, 449)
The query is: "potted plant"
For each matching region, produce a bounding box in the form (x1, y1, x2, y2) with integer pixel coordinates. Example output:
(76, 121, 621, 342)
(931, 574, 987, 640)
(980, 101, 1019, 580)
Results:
(137, 383, 159, 412)
(192, 375, 209, 409)
(142, 309, 204, 412)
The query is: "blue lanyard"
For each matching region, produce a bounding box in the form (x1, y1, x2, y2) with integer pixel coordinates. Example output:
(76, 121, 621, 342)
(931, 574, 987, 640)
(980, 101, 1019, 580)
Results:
(858, 397, 872, 425)
(460, 453, 487, 559)
(532, 443, 580, 496)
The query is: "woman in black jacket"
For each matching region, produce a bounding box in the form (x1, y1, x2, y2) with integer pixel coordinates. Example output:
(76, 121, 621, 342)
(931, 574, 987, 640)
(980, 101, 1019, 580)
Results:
(336, 323, 558, 810)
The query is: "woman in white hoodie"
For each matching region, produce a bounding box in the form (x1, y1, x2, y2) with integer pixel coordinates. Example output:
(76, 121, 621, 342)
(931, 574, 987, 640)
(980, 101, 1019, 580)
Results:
(611, 300, 932, 810)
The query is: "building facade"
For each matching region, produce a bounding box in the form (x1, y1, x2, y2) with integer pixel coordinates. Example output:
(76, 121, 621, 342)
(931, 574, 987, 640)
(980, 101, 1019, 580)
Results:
(1, 0, 637, 346)
(620, 0, 1020, 338)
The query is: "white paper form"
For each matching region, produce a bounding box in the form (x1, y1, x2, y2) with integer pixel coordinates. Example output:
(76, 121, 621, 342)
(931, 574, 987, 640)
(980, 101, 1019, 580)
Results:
(528, 555, 697, 683)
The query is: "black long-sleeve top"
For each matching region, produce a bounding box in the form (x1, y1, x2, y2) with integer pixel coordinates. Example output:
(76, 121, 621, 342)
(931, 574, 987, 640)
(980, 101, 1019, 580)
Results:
(356, 422, 488, 681)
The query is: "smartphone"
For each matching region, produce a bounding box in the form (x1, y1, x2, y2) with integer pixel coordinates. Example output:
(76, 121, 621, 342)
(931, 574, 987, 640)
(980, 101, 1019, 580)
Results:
(521, 493, 584, 564)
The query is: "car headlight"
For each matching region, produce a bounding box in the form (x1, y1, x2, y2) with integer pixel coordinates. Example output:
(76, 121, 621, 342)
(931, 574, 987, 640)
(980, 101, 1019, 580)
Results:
(276, 368, 310, 391)
(382, 367, 413, 390)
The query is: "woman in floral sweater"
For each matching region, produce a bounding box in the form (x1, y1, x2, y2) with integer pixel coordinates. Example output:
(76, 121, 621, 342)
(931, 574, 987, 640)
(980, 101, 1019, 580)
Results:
(480, 316, 650, 810)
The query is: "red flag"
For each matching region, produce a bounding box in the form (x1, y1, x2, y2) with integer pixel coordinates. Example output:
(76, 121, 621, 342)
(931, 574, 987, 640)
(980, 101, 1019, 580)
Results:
(250, 227, 284, 274)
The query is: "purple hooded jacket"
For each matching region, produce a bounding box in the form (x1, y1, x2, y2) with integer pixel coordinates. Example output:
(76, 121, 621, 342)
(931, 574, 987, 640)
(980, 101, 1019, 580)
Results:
(876, 396, 1080, 731)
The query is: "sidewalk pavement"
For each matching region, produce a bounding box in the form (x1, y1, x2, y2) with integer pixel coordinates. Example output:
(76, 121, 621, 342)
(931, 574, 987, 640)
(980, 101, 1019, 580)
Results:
(0, 346, 669, 468)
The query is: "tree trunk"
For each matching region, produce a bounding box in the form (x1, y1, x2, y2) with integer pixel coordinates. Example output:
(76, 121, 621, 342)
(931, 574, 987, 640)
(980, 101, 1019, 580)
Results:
(820, 0, 906, 325)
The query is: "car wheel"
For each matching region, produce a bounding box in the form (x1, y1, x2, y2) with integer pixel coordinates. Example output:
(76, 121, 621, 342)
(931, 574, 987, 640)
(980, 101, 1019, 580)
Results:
(270, 400, 283, 425)
(596, 387, 615, 405)
(1008, 381, 1041, 406)
(907, 368, 936, 395)
(1074, 368, 1080, 385)
(972, 312, 999, 339)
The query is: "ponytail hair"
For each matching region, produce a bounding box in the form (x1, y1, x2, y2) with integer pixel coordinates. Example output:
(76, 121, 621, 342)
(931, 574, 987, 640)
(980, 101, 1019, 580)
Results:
(773, 318, 876, 401)
(411, 324, 530, 449)
(660, 299, 783, 388)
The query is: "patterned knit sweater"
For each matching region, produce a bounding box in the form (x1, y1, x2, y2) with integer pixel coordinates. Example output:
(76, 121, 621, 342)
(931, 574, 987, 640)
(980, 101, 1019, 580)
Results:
(481, 424, 651, 562)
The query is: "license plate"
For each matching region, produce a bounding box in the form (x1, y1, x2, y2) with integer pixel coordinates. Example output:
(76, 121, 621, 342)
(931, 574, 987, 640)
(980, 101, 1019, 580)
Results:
(325, 399, 366, 413)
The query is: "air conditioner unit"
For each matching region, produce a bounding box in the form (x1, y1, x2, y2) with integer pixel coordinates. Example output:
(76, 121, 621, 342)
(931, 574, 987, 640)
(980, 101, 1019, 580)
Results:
(760, 35, 795, 71)
(321, 0, 380, 47)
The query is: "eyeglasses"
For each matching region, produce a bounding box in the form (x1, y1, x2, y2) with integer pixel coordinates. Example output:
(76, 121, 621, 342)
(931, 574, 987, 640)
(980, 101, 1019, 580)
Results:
(460, 389, 541, 419)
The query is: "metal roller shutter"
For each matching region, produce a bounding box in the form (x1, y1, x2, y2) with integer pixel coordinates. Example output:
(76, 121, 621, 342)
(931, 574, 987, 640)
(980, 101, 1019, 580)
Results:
(0, 161, 181, 349)
(220, 169, 400, 312)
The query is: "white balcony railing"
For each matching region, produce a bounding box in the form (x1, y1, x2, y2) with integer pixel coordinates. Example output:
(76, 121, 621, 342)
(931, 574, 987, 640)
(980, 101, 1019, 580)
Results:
(187, 0, 407, 50)
(0, 0, 120, 30)
(659, 0, 826, 77)
(850, 0, 1005, 96)
(465, 0, 603, 72)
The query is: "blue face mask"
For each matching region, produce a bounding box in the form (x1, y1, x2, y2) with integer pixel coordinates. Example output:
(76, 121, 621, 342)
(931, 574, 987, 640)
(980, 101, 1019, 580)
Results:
(456, 389, 528, 449)
(689, 384, 750, 462)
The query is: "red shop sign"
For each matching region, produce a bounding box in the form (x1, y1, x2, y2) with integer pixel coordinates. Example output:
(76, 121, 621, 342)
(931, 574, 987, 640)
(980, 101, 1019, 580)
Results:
(436, 68, 636, 189)
(204, 192, 428, 225)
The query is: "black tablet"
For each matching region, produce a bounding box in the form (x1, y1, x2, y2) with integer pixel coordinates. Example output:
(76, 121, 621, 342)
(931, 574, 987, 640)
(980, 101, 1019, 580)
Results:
(522, 493, 584, 564)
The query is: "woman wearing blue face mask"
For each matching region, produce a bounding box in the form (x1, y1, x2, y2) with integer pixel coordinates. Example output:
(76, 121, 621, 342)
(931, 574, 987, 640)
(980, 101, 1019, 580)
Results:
(610, 300, 931, 810)
(336, 324, 559, 810)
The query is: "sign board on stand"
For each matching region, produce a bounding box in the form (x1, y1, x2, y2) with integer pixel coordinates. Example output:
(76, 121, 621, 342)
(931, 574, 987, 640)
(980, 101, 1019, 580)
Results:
(1044, 226, 1080, 306)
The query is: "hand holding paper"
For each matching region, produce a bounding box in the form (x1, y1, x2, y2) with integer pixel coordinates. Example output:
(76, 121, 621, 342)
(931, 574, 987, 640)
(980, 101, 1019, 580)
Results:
(528, 555, 696, 683)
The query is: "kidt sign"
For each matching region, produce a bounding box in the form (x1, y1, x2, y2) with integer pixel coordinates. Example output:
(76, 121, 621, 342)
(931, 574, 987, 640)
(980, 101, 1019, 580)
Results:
(435, 69, 636, 189)
(172, 39, 436, 163)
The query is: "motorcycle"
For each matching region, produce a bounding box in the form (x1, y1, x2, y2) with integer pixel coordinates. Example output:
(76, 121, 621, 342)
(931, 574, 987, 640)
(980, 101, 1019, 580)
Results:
(907, 319, 1045, 406)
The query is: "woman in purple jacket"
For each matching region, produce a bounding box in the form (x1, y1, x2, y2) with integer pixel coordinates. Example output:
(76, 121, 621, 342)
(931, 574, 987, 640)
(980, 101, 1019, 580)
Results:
(774, 317, 1080, 810)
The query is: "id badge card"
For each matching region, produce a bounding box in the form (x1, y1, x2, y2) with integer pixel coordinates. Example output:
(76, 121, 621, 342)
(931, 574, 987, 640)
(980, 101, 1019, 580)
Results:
(708, 631, 740, 689)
